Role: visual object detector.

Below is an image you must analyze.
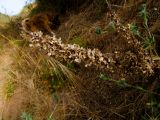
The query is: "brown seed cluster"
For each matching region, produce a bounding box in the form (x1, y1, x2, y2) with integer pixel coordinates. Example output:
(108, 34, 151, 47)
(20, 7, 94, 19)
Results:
(23, 31, 115, 69)
(109, 12, 155, 75)
(21, 14, 154, 78)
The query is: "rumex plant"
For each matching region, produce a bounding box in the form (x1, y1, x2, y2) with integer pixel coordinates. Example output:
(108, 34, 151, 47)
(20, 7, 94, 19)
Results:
(130, 4, 157, 56)
(22, 31, 113, 69)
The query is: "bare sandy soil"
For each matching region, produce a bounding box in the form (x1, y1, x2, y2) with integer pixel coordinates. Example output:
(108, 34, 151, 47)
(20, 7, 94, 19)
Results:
(0, 47, 13, 119)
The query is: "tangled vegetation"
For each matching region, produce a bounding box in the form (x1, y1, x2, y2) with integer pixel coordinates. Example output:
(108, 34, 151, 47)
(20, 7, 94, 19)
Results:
(0, 0, 160, 120)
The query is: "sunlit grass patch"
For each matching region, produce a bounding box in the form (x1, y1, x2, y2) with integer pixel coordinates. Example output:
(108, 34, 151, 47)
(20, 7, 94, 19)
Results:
(4, 79, 16, 100)
(10, 39, 28, 47)
(21, 112, 33, 120)
(71, 36, 87, 48)
(0, 35, 7, 53)
(0, 43, 4, 53)
(39, 67, 68, 92)
(12, 44, 77, 94)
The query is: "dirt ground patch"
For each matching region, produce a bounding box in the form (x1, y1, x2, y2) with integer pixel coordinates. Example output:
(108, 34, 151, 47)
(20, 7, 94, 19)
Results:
(0, 46, 14, 119)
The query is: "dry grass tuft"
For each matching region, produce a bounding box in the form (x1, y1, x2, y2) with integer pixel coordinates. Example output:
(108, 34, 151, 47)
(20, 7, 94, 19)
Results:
(7, 41, 79, 119)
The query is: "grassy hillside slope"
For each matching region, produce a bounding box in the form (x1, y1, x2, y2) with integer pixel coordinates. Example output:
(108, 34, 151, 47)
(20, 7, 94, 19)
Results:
(0, 0, 160, 120)
(0, 13, 10, 27)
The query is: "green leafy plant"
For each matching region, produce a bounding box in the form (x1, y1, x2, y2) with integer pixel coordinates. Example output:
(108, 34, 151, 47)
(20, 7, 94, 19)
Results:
(95, 27, 102, 35)
(142, 36, 156, 51)
(94, 21, 116, 36)
(99, 73, 111, 81)
(116, 79, 129, 88)
(21, 112, 33, 120)
(71, 36, 87, 48)
(40, 67, 68, 92)
(130, 23, 140, 36)
(95, 21, 116, 35)
(107, 21, 116, 32)
(130, 4, 157, 56)
(4, 79, 16, 99)
(139, 4, 148, 26)
(139, 4, 156, 53)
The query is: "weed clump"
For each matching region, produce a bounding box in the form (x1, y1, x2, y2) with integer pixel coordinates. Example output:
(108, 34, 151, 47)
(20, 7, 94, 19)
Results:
(4, 80, 16, 100)
(70, 36, 87, 48)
